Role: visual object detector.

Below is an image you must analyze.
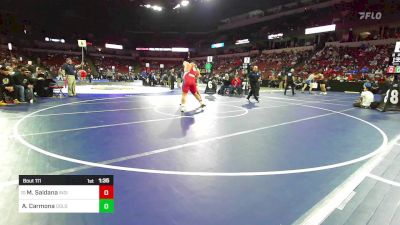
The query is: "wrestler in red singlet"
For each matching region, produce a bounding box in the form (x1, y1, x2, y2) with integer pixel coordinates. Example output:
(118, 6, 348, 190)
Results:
(180, 61, 205, 112)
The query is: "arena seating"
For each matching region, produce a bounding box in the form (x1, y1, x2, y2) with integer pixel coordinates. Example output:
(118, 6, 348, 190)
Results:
(0, 37, 396, 107)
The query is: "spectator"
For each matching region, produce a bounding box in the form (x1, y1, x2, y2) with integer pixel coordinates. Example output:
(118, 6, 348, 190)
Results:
(353, 83, 374, 108)
(0, 66, 19, 104)
(14, 67, 35, 103)
(231, 74, 242, 95)
(218, 74, 231, 95)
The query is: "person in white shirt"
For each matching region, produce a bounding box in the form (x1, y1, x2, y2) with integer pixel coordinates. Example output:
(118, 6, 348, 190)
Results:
(302, 73, 316, 94)
(353, 83, 374, 108)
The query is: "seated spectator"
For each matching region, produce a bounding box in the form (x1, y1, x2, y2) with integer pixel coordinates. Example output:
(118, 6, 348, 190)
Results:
(14, 67, 35, 103)
(359, 73, 368, 81)
(35, 73, 56, 97)
(0, 66, 20, 104)
(230, 75, 242, 95)
(293, 76, 303, 90)
(370, 79, 380, 94)
(353, 83, 374, 108)
(218, 74, 231, 95)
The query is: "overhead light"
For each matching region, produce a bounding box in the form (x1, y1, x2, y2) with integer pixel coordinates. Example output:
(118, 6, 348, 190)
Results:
(268, 33, 284, 40)
(211, 43, 224, 49)
(45, 37, 66, 43)
(181, 0, 189, 7)
(152, 5, 162, 11)
(235, 39, 250, 45)
(105, 43, 123, 50)
(173, 4, 181, 9)
(305, 24, 336, 35)
(149, 48, 172, 51)
(141, 4, 162, 11)
(172, 47, 189, 52)
(136, 47, 188, 52)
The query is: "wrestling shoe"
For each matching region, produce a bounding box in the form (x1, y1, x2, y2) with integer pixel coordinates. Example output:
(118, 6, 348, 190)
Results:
(180, 105, 186, 112)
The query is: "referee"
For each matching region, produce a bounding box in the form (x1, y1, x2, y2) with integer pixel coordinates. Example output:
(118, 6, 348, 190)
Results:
(284, 68, 295, 95)
(246, 65, 260, 102)
(62, 58, 82, 97)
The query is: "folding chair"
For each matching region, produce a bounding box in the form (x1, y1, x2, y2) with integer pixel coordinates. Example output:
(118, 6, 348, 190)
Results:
(50, 85, 67, 98)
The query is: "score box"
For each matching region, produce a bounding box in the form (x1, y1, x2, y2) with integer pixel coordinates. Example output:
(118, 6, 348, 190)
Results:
(19, 175, 114, 213)
(99, 185, 114, 213)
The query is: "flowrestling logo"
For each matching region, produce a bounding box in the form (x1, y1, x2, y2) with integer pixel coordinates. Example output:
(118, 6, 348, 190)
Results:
(359, 12, 382, 20)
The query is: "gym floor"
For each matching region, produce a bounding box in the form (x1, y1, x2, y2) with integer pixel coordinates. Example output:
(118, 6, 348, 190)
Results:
(1, 85, 400, 225)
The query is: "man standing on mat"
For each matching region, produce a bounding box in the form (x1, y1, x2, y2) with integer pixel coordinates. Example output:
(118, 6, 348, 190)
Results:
(284, 68, 295, 96)
(169, 68, 176, 90)
(247, 65, 260, 102)
(62, 58, 82, 97)
(180, 61, 205, 112)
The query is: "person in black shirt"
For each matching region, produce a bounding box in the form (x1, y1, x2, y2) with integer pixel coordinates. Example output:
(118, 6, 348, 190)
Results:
(14, 67, 35, 103)
(0, 66, 19, 104)
(0, 67, 7, 105)
(168, 68, 176, 90)
(246, 66, 260, 102)
(62, 58, 82, 97)
(284, 68, 296, 96)
(218, 73, 231, 95)
(10, 67, 25, 102)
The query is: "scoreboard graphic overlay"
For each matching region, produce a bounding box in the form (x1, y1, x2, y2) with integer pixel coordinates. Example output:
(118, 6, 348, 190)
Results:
(19, 175, 114, 213)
